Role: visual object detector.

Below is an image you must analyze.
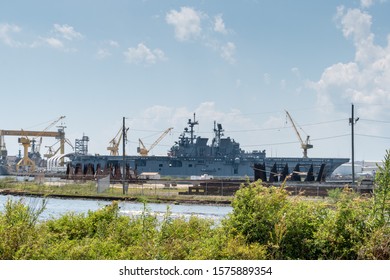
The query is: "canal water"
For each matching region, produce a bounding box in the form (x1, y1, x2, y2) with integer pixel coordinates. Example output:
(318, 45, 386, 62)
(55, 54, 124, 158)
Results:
(0, 194, 232, 222)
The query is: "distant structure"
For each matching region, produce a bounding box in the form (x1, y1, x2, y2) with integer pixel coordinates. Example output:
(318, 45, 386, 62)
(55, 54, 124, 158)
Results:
(75, 135, 89, 155)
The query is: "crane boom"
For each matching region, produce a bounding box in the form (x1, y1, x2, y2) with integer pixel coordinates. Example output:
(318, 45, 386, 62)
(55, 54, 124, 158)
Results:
(285, 110, 313, 158)
(33, 116, 66, 154)
(107, 127, 127, 156)
(137, 127, 173, 156)
(137, 139, 147, 156)
(149, 127, 173, 152)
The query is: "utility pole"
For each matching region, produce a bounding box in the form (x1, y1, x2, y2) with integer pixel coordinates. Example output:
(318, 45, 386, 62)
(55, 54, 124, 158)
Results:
(122, 117, 128, 194)
(349, 104, 359, 185)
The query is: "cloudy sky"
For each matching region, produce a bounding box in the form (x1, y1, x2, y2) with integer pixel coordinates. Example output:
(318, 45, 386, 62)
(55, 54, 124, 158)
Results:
(0, 0, 389, 161)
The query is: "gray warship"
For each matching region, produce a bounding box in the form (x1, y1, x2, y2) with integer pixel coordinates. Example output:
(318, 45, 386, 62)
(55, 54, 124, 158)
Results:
(66, 114, 349, 181)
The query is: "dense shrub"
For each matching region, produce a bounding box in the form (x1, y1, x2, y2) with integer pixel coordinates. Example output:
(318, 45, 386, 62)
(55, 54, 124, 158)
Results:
(225, 182, 289, 245)
(223, 179, 388, 259)
(312, 190, 372, 259)
(0, 198, 46, 260)
(1, 150, 390, 260)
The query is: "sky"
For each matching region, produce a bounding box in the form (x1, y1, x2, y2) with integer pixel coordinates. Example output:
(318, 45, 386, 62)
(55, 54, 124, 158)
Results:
(0, 0, 389, 162)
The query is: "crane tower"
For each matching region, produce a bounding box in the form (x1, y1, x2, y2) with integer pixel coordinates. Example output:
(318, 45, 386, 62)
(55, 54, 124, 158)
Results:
(285, 110, 313, 158)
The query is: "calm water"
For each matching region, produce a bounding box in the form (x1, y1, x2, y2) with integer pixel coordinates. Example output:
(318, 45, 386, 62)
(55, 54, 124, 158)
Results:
(0, 194, 232, 222)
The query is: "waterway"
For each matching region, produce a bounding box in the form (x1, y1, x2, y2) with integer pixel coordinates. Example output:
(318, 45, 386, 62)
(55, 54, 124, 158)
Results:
(0, 194, 232, 222)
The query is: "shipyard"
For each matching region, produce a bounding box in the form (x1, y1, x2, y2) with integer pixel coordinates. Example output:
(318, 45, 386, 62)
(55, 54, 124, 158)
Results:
(1, 110, 380, 198)
(2, 0, 390, 268)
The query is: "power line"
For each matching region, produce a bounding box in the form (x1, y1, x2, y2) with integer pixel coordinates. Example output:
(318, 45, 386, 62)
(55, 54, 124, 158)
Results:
(241, 134, 350, 148)
(356, 134, 390, 140)
(214, 119, 347, 134)
(360, 119, 390, 124)
(312, 134, 351, 141)
(129, 117, 347, 135)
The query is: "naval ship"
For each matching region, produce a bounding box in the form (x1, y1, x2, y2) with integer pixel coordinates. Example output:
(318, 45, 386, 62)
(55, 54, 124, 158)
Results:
(66, 115, 349, 181)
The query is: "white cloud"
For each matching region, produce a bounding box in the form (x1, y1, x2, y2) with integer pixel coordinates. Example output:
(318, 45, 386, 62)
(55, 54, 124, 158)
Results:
(30, 24, 82, 51)
(336, 7, 371, 42)
(31, 36, 78, 52)
(138, 102, 257, 154)
(220, 42, 236, 64)
(359, 0, 387, 9)
(108, 40, 120, 47)
(96, 48, 111, 59)
(361, 0, 374, 8)
(309, 6, 390, 120)
(43, 37, 64, 49)
(291, 67, 301, 78)
(95, 40, 120, 59)
(0, 23, 22, 47)
(124, 43, 166, 65)
(165, 7, 236, 64)
(214, 14, 227, 34)
(166, 7, 202, 41)
(53, 24, 83, 41)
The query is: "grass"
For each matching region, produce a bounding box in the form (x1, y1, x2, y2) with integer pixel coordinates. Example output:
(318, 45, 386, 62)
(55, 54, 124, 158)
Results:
(0, 178, 233, 204)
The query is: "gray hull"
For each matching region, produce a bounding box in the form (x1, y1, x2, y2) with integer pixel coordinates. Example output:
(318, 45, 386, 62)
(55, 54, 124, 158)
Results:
(66, 154, 349, 181)
(0, 165, 10, 176)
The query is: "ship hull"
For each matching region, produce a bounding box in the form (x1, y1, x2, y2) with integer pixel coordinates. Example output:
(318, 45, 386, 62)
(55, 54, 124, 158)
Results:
(66, 154, 349, 181)
(0, 165, 10, 176)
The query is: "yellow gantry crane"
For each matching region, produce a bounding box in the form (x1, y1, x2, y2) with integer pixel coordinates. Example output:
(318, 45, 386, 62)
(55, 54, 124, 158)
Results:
(0, 116, 67, 172)
(31, 116, 66, 155)
(285, 110, 313, 158)
(17, 131, 36, 172)
(107, 127, 128, 156)
(137, 127, 173, 156)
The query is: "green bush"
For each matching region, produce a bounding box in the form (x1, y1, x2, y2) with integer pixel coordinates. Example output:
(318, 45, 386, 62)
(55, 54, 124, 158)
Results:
(312, 189, 372, 259)
(373, 150, 390, 227)
(2, 149, 390, 260)
(0, 198, 46, 260)
(225, 181, 289, 245)
(278, 198, 328, 259)
(358, 225, 390, 260)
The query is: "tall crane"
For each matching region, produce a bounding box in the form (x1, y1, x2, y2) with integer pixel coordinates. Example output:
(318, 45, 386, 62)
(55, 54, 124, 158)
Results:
(44, 141, 60, 158)
(44, 137, 74, 159)
(107, 127, 128, 156)
(32, 116, 66, 155)
(285, 110, 313, 158)
(16, 130, 36, 172)
(137, 127, 173, 156)
(0, 117, 66, 172)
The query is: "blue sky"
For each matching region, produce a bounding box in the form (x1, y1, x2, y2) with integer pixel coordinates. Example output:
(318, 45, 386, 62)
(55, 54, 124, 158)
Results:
(1, 0, 389, 161)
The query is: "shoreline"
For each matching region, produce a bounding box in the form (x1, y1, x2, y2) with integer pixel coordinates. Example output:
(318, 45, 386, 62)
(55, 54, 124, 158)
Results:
(0, 189, 232, 205)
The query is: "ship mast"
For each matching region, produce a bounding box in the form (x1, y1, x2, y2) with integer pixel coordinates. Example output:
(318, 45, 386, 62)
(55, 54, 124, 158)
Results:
(213, 122, 224, 146)
(188, 113, 199, 145)
(212, 121, 224, 156)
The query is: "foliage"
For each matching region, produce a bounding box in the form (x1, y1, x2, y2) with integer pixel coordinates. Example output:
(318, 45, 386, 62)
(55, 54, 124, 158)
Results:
(225, 181, 289, 244)
(223, 180, 388, 260)
(373, 150, 390, 226)
(358, 225, 390, 260)
(312, 189, 372, 259)
(2, 150, 390, 260)
(0, 198, 47, 260)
